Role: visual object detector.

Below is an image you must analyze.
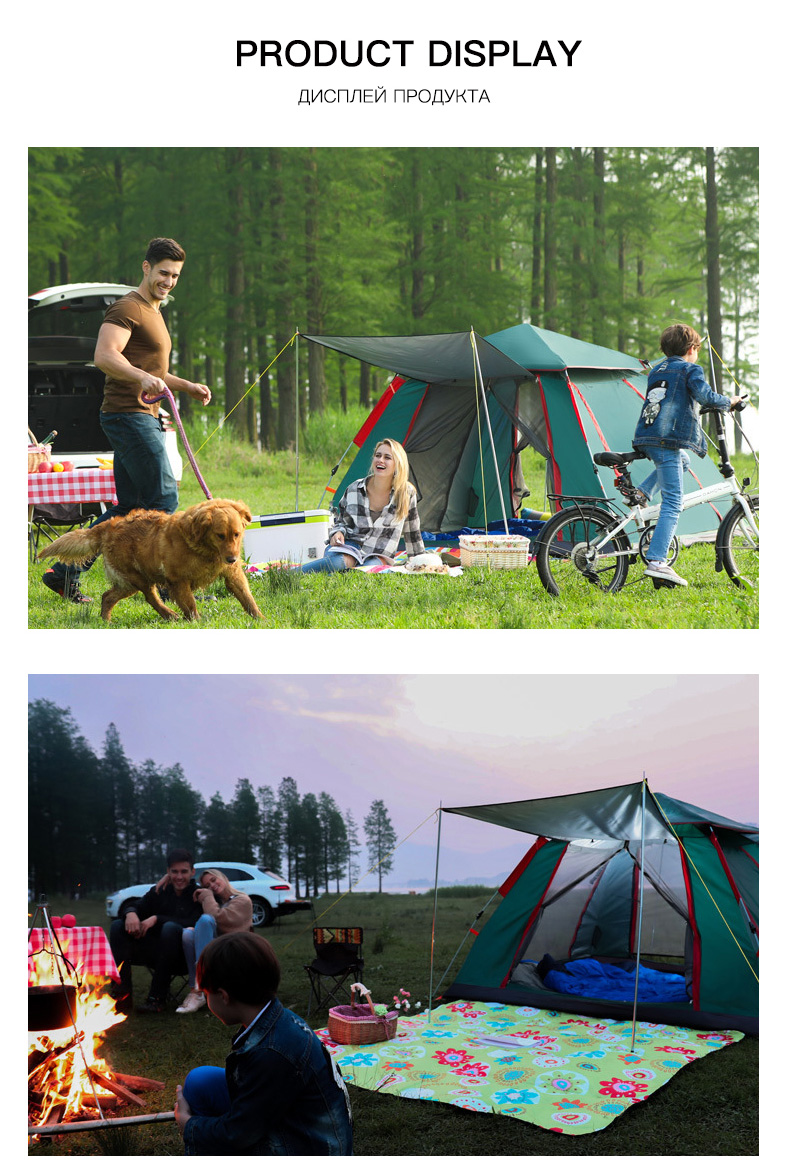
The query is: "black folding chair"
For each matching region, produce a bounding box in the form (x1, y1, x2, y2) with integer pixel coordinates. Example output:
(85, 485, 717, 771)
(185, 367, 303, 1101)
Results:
(148, 965, 189, 1002)
(304, 927, 364, 1018)
(28, 501, 100, 561)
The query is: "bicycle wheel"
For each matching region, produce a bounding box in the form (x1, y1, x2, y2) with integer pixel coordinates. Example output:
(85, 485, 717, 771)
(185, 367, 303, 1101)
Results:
(718, 495, 759, 587)
(638, 527, 679, 567)
(535, 505, 631, 597)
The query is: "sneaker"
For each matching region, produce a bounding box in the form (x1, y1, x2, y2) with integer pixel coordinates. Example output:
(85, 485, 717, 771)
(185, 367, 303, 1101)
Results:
(42, 568, 92, 604)
(644, 560, 688, 587)
(176, 990, 206, 1014)
(137, 996, 167, 1014)
(633, 489, 650, 507)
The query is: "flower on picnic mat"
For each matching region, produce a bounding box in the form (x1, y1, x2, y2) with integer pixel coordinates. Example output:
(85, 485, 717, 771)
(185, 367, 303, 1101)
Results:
(433, 1047, 472, 1067)
(492, 1087, 540, 1106)
(598, 1077, 649, 1100)
(655, 1044, 699, 1062)
(453, 1060, 490, 1080)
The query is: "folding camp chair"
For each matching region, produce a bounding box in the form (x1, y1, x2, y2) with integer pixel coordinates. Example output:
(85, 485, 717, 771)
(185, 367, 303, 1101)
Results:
(304, 927, 364, 1018)
(28, 501, 101, 561)
(144, 963, 189, 1004)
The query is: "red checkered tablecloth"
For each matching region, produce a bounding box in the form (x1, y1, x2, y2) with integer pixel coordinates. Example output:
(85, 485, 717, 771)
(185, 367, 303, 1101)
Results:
(28, 469, 117, 507)
(29, 926, 120, 982)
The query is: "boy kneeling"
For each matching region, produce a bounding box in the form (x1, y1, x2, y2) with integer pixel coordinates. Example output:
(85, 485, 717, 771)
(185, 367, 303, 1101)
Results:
(175, 932, 353, 1155)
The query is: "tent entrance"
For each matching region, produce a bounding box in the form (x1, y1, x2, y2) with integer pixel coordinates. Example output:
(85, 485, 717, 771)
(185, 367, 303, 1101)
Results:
(510, 839, 691, 972)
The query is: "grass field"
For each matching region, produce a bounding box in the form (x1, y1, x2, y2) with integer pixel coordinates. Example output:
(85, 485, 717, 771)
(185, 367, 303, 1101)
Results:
(28, 414, 759, 630)
(28, 892, 758, 1156)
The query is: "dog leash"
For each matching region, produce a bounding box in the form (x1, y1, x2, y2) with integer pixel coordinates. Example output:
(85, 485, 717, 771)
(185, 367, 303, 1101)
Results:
(141, 387, 213, 500)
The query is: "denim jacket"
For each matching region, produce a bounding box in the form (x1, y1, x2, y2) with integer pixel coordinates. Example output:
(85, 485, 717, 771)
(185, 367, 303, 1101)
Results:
(183, 999, 353, 1155)
(633, 356, 731, 458)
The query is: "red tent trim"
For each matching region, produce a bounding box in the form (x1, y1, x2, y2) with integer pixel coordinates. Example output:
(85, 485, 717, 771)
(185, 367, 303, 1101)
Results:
(710, 828, 759, 935)
(570, 378, 609, 451)
(499, 840, 569, 988)
(678, 847, 702, 1008)
(537, 376, 562, 496)
(354, 378, 403, 446)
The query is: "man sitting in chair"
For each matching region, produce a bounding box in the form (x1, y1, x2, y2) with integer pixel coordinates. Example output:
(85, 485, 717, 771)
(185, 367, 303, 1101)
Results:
(109, 848, 201, 1013)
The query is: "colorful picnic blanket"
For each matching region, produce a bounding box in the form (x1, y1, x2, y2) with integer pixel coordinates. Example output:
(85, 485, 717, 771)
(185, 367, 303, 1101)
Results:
(246, 549, 463, 575)
(316, 1000, 742, 1136)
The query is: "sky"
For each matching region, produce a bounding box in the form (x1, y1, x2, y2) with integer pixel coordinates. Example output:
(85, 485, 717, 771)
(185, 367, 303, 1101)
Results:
(28, 673, 758, 891)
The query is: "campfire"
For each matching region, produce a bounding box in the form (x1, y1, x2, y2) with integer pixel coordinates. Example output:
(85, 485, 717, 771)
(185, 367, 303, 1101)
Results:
(28, 926, 167, 1139)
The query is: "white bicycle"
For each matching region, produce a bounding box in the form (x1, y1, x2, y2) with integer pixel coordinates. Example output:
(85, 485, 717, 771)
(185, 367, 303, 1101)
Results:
(535, 403, 758, 595)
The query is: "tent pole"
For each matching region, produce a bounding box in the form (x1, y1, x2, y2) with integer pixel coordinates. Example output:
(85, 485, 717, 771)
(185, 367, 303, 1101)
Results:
(470, 330, 510, 533)
(630, 775, 648, 1053)
(295, 330, 300, 511)
(428, 803, 443, 1020)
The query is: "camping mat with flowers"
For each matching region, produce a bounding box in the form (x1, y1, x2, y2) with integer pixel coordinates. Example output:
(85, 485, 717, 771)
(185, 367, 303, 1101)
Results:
(316, 1000, 742, 1135)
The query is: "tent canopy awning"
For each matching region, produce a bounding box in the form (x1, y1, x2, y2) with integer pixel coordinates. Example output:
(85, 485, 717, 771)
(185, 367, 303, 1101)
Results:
(488, 323, 648, 374)
(444, 781, 758, 843)
(300, 331, 536, 386)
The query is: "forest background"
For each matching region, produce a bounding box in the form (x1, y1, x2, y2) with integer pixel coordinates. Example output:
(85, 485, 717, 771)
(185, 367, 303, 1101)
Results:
(28, 147, 759, 453)
(28, 699, 396, 901)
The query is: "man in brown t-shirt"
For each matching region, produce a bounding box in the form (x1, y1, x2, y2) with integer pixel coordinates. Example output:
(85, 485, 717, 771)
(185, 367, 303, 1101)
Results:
(42, 237, 212, 602)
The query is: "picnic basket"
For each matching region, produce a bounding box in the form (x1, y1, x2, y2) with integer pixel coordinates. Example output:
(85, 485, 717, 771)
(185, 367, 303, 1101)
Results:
(458, 533, 530, 570)
(28, 427, 51, 474)
(328, 987, 398, 1045)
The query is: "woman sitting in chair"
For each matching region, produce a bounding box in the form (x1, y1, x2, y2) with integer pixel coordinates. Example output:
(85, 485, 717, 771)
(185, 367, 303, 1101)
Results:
(178, 870, 253, 1014)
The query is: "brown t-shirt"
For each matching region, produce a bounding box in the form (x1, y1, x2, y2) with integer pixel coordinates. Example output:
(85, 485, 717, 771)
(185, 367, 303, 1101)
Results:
(100, 291, 171, 417)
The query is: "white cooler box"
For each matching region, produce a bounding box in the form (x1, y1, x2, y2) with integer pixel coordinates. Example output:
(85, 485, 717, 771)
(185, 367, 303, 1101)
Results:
(244, 509, 331, 565)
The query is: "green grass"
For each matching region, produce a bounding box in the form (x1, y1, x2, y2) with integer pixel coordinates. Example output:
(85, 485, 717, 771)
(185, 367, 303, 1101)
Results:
(28, 893, 757, 1156)
(28, 418, 758, 629)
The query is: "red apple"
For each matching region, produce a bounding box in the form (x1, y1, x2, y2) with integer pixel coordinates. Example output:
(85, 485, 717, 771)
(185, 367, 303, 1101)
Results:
(37, 462, 53, 473)
(60, 461, 74, 472)
(61, 914, 76, 928)
(50, 916, 62, 929)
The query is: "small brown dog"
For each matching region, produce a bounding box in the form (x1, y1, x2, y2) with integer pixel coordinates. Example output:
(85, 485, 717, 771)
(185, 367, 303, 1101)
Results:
(39, 499, 262, 623)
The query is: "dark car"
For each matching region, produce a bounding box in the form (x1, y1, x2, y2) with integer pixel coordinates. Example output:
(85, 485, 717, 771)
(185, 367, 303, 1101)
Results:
(28, 282, 182, 475)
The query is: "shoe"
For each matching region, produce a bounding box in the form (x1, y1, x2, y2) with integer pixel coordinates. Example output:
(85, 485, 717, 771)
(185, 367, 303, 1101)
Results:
(644, 561, 688, 587)
(176, 990, 206, 1014)
(137, 996, 167, 1013)
(633, 489, 650, 506)
(42, 568, 92, 604)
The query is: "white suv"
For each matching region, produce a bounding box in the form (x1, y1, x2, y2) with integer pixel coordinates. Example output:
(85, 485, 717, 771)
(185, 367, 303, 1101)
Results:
(106, 862, 312, 928)
(28, 282, 183, 480)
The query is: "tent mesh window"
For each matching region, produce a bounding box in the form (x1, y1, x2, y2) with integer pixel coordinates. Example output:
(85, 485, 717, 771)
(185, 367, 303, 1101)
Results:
(510, 840, 690, 974)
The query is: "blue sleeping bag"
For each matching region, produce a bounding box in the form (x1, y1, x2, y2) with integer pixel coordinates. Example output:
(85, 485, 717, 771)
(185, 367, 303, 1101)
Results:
(543, 957, 689, 1003)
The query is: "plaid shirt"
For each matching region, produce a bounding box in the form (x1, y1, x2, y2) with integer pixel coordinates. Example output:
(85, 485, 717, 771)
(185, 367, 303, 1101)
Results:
(331, 477, 425, 560)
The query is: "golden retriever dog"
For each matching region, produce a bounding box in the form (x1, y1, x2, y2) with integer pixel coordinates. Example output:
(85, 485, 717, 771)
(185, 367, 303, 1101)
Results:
(39, 499, 262, 623)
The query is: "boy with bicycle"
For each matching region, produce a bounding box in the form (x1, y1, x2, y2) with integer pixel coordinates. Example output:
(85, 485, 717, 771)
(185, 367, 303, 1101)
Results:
(633, 324, 743, 586)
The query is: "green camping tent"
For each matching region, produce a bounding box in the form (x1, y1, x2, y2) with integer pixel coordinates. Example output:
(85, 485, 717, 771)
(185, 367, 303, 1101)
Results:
(304, 326, 728, 537)
(441, 782, 758, 1034)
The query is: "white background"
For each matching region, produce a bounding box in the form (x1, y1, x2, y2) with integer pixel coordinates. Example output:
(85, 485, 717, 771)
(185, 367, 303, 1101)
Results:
(15, 1, 779, 1144)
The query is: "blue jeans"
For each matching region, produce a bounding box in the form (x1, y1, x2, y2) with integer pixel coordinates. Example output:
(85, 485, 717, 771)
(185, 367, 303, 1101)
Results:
(300, 548, 354, 573)
(639, 447, 687, 562)
(183, 1065, 231, 1116)
(182, 915, 218, 988)
(48, 411, 178, 583)
(638, 448, 691, 501)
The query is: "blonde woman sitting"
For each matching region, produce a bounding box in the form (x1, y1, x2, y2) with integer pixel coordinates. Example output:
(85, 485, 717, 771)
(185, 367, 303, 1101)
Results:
(301, 438, 425, 572)
(178, 869, 253, 1014)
